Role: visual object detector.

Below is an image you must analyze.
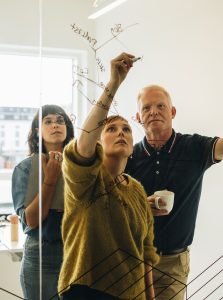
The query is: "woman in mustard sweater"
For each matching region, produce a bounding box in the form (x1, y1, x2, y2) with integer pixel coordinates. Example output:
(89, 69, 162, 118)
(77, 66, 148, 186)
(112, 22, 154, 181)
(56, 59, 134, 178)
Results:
(58, 53, 159, 300)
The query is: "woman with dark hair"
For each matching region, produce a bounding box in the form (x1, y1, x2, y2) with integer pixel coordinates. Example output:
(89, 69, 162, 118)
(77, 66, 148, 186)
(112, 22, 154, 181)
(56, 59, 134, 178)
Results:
(12, 104, 74, 300)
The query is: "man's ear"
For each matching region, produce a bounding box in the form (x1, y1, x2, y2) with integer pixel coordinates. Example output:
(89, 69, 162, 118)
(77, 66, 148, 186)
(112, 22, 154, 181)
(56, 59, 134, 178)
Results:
(171, 106, 176, 119)
(136, 112, 141, 124)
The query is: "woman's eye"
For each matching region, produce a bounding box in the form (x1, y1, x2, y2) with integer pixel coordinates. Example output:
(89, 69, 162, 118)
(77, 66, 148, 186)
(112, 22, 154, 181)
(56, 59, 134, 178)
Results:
(123, 127, 131, 132)
(44, 120, 52, 125)
(57, 118, 65, 125)
(107, 127, 115, 132)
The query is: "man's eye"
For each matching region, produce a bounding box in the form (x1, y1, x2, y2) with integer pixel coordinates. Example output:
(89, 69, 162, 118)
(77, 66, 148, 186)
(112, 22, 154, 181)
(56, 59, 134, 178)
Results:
(158, 104, 166, 109)
(143, 106, 150, 112)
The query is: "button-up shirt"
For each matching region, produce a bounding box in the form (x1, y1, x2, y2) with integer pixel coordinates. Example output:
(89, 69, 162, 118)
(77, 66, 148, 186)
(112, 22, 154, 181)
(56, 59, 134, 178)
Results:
(12, 156, 63, 242)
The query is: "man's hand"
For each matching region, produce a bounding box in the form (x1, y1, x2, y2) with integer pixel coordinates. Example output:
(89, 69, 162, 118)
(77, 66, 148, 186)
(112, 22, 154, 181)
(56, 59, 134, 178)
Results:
(147, 195, 169, 216)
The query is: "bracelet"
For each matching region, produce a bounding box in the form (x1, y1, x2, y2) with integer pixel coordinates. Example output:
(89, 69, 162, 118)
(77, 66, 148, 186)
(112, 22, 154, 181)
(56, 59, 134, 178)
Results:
(43, 182, 55, 187)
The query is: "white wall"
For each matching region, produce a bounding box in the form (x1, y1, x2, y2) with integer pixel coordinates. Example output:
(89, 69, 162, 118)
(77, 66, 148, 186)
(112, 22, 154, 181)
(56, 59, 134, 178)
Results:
(93, 0, 223, 294)
(0, 0, 94, 49)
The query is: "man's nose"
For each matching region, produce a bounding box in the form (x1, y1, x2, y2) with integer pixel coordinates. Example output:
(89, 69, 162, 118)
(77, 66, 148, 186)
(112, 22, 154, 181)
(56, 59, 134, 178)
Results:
(149, 106, 158, 115)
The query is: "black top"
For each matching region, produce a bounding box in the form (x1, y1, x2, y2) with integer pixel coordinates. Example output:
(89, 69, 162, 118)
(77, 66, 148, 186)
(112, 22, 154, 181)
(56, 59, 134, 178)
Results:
(126, 130, 219, 252)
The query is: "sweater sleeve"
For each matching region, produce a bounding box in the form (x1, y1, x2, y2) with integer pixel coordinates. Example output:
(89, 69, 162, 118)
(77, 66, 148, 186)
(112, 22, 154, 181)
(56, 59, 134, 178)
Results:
(144, 201, 160, 266)
(62, 139, 104, 208)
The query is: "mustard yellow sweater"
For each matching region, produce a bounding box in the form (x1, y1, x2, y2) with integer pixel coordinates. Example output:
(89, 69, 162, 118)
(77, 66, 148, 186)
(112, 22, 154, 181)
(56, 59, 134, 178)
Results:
(58, 140, 159, 299)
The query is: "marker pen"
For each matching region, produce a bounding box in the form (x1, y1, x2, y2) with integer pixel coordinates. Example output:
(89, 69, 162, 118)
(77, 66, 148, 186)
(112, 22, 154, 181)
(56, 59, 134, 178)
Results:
(131, 57, 142, 63)
(121, 57, 142, 66)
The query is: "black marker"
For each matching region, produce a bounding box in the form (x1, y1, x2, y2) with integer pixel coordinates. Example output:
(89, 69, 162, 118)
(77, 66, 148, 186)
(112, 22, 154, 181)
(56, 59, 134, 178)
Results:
(131, 57, 142, 63)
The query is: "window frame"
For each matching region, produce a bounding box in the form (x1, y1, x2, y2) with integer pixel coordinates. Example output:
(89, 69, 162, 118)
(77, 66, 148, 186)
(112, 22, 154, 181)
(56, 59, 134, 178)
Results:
(0, 45, 88, 212)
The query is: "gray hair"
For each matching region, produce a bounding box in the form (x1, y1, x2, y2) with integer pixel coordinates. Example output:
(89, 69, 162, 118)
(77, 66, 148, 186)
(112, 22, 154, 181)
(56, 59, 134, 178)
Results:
(137, 85, 173, 107)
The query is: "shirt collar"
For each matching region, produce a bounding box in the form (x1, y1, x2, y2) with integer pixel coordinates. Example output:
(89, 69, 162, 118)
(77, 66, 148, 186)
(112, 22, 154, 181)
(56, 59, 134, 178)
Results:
(142, 130, 177, 156)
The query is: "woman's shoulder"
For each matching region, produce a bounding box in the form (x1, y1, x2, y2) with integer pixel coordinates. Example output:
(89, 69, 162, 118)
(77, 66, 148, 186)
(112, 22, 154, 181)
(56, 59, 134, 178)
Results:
(14, 155, 32, 174)
(126, 174, 145, 188)
(125, 174, 148, 198)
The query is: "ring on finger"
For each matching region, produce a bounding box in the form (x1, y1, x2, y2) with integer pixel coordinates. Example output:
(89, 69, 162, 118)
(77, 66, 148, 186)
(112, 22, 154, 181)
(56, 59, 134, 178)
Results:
(54, 154, 62, 162)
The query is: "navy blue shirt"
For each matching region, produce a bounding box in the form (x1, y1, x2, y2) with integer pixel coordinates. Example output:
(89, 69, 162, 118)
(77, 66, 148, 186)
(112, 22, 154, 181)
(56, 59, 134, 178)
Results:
(126, 130, 219, 252)
(12, 156, 63, 242)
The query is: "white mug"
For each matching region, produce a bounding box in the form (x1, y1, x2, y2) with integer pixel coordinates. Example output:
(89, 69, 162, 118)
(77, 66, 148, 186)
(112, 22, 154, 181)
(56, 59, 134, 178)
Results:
(154, 190, 175, 213)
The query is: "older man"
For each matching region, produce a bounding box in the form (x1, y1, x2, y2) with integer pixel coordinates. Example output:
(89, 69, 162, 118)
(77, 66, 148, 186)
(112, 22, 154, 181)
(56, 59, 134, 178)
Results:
(126, 85, 223, 300)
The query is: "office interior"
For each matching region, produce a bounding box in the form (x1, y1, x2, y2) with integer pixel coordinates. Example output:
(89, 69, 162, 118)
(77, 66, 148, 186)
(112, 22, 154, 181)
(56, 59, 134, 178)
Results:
(0, 0, 222, 299)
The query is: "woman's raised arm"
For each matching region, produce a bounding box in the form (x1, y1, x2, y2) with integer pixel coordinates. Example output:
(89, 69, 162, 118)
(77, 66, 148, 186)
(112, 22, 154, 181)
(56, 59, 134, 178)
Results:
(77, 53, 134, 158)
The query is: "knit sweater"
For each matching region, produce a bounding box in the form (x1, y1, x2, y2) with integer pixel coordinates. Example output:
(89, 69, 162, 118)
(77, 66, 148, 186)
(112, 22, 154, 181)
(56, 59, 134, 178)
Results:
(58, 140, 159, 299)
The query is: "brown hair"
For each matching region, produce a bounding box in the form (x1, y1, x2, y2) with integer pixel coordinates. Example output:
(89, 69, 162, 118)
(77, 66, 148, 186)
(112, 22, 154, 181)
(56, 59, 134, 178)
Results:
(105, 115, 129, 125)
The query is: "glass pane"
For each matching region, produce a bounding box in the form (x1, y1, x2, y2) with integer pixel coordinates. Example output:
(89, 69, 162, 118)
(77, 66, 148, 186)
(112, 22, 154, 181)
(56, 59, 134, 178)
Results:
(0, 1, 40, 299)
(0, 45, 78, 300)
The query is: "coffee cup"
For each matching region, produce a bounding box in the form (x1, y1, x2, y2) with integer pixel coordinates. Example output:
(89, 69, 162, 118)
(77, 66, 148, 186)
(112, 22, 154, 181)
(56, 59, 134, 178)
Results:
(154, 190, 175, 213)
